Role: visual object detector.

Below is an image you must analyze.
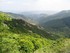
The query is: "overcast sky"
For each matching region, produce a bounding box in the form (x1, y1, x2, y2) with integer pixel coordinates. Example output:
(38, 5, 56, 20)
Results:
(0, 0, 70, 12)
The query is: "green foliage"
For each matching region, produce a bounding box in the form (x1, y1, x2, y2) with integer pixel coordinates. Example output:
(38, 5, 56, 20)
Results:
(1, 32, 51, 53)
(0, 12, 70, 53)
(0, 12, 12, 21)
(19, 39, 34, 53)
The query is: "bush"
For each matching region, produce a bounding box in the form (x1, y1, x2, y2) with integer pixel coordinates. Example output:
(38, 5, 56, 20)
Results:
(19, 39, 34, 53)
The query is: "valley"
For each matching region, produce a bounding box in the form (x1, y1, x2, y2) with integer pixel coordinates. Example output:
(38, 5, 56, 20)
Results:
(0, 10, 70, 53)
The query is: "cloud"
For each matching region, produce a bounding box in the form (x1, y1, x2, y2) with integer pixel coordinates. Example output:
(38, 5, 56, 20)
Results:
(0, 0, 70, 12)
(35, 0, 70, 10)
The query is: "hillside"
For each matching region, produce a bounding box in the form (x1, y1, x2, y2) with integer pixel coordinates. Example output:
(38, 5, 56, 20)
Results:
(0, 12, 70, 53)
(0, 12, 53, 53)
(41, 16, 70, 38)
(20, 11, 57, 25)
(4, 12, 36, 25)
(39, 10, 70, 24)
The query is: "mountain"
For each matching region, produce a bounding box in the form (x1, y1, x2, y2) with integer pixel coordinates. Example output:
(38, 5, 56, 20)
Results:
(20, 11, 56, 15)
(6, 12, 27, 19)
(0, 11, 53, 53)
(19, 11, 57, 24)
(0, 11, 70, 53)
(23, 13, 48, 24)
(39, 10, 70, 24)
(19, 12, 48, 24)
(1, 12, 36, 25)
(41, 16, 70, 38)
(4, 11, 57, 25)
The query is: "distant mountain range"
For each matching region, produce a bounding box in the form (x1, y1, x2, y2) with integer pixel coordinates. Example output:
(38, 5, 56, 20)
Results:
(39, 10, 70, 38)
(1, 10, 70, 38)
(18, 11, 57, 24)
(38, 10, 70, 24)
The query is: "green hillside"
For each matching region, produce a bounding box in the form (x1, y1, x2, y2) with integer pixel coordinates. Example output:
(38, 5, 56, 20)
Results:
(0, 12, 70, 53)
(39, 10, 70, 24)
(41, 16, 70, 38)
(39, 10, 70, 39)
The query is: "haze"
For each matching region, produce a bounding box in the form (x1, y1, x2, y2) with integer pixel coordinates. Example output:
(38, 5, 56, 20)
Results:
(0, 0, 70, 12)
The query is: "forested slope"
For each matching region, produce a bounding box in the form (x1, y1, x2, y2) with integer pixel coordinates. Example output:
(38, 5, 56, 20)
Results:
(0, 12, 70, 53)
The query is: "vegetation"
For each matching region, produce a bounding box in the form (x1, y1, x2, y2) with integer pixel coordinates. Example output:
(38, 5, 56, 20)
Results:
(0, 12, 70, 53)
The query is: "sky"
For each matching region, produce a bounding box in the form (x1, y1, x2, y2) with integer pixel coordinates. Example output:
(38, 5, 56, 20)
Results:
(0, 0, 70, 12)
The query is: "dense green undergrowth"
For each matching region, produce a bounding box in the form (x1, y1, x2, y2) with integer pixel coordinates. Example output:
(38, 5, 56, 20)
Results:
(0, 12, 70, 53)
